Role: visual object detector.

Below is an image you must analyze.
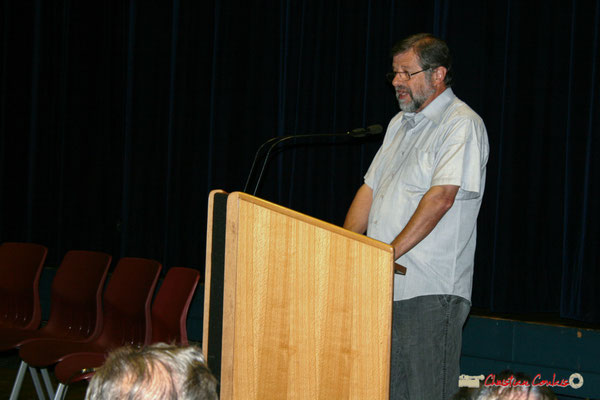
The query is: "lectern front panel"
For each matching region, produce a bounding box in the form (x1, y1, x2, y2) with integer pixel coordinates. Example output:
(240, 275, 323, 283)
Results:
(220, 193, 394, 400)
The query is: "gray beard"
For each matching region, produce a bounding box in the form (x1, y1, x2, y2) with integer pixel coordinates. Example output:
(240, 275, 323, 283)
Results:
(397, 84, 435, 113)
(398, 97, 422, 113)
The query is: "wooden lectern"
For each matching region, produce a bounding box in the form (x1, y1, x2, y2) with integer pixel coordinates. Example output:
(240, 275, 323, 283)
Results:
(203, 190, 396, 399)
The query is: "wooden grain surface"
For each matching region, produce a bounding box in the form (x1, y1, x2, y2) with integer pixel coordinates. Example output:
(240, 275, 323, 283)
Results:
(221, 192, 394, 400)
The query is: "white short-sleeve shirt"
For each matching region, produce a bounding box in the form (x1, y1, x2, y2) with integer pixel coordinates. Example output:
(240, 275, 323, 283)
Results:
(364, 88, 489, 302)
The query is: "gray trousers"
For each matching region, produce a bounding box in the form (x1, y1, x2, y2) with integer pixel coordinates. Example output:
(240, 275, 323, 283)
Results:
(390, 295, 471, 400)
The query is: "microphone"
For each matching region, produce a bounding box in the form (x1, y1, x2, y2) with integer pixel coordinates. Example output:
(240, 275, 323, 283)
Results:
(348, 124, 384, 138)
(243, 124, 383, 195)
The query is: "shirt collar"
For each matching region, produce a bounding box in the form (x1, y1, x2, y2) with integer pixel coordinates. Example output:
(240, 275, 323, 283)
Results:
(402, 112, 417, 129)
(419, 87, 455, 125)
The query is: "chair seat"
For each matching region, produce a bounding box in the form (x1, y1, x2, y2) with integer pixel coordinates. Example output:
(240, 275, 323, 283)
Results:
(0, 324, 96, 352)
(19, 339, 108, 368)
(54, 352, 107, 385)
(0, 329, 58, 352)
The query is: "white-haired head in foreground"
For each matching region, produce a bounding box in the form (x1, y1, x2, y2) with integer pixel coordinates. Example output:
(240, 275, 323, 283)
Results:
(85, 342, 218, 400)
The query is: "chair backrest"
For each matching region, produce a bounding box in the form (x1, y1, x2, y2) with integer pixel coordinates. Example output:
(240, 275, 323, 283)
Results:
(51, 267, 198, 389)
(151, 267, 200, 345)
(0, 242, 48, 329)
(44, 250, 112, 340)
(96, 257, 162, 349)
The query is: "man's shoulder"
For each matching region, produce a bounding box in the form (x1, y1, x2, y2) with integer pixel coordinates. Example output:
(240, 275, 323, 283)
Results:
(423, 88, 483, 128)
(434, 94, 488, 146)
(444, 95, 485, 126)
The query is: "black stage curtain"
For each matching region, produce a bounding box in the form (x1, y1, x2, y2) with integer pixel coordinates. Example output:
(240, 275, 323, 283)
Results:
(1, 0, 599, 323)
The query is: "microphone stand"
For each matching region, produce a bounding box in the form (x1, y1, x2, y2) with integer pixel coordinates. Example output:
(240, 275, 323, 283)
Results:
(244, 125, 383, 196)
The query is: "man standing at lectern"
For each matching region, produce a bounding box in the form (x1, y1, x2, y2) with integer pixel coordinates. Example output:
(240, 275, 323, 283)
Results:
(343, 33, 489, 400)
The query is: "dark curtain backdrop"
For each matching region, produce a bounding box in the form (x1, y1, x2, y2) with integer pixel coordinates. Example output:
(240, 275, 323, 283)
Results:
(1, 0, 599, 323)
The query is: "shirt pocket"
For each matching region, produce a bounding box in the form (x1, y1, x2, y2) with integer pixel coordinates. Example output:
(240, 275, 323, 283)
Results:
(398, 148, 435, 191)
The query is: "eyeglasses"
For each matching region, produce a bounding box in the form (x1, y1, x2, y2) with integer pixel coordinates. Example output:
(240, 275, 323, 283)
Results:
(385, 68, 431, 83)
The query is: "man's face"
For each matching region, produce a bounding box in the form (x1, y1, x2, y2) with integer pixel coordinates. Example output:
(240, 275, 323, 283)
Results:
(392, 49, 436, 113)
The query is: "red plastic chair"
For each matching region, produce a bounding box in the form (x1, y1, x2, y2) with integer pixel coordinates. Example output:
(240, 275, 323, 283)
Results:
(51, 267, 201, 399)
(2, 250, 111, 400)
(150, 266, 201, 345)
(16, 257, 162, 400)
(0, 242, 48, 330)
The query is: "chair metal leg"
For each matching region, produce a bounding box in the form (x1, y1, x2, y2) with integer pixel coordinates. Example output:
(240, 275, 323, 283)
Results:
(8, 360, 28, 400)
(29, 366, 47, 400)
(53, 383, 68, 400)
(41, 368, 56, 399)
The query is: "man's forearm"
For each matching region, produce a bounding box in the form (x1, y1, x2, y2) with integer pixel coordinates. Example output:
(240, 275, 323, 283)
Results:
(343, 184, 373, 234)
(391, 185, 459, 259)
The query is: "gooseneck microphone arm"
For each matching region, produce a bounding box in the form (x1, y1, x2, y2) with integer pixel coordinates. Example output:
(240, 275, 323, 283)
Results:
(251, 132, 347, 196)
(244, 124, 383, 196)
(243, 135, 285, 193)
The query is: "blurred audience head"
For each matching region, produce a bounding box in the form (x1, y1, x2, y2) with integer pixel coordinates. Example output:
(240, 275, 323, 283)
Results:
(85, 342, 218, 400)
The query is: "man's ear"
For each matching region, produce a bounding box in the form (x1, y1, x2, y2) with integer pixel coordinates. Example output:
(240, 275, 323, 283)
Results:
(433, 66, 448, 86)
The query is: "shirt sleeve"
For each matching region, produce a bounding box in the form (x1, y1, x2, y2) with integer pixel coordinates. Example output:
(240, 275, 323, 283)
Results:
(430, 118, 488, 200)
(364, 144, 384, 189)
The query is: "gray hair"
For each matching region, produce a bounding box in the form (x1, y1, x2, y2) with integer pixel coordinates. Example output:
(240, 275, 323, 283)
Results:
(85, 343, 218, 400)
(391, 33, 453, 87)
